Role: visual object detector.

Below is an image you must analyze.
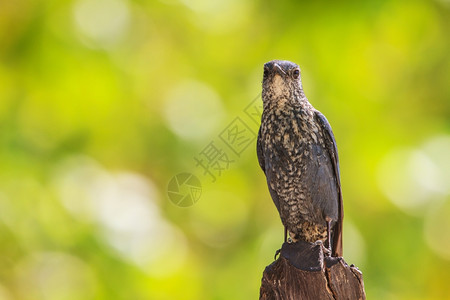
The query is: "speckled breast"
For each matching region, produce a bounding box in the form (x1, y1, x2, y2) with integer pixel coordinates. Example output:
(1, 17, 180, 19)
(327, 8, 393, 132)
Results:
(259, 102, 329, 241)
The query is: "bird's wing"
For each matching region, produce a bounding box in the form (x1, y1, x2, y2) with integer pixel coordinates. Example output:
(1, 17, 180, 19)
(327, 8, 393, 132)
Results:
(314, 111, 343, 257)
(257, 126, 282, 215)
(257, 127, 265, 173)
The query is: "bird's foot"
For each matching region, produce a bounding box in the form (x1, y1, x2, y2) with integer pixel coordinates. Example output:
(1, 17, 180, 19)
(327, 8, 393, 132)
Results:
(274, 248, 281, 260)
(314, 240, 331, 257)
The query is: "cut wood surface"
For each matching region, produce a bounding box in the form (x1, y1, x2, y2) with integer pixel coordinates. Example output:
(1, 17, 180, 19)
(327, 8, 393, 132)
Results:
(260, 241, 366, 300)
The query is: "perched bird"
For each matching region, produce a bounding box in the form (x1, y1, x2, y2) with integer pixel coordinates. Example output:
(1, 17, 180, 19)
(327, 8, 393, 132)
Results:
(257, 60, 343, 257)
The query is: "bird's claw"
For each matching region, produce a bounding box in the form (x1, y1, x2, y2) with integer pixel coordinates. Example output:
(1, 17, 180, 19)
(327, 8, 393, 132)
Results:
(314, 240, 332, 257)
(274, 248, 281, 260)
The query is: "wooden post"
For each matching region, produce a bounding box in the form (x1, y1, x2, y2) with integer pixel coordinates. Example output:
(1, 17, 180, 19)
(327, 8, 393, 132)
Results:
(259, 241, 366, 300)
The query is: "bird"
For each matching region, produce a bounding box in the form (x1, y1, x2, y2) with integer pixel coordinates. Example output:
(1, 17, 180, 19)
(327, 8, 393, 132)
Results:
(257, 60, 343, 257)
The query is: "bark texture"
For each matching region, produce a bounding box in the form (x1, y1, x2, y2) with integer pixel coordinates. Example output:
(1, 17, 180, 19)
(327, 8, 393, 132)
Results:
(260, 241, 366, 300)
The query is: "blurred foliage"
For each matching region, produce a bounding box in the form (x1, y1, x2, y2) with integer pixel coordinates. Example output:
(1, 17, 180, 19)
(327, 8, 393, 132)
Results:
(0, 0, 450, 299)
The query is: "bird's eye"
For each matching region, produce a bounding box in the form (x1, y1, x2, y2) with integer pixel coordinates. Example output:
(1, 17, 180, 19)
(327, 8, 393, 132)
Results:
(263, 67, 269, 79)
(293, 69, 300, 79)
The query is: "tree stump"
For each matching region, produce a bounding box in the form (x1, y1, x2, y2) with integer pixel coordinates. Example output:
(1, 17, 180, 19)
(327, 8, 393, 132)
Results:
(260, 241, 366, 300)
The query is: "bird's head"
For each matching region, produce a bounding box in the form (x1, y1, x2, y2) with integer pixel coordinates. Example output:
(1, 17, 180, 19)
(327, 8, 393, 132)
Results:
(262, 60, 304, 105)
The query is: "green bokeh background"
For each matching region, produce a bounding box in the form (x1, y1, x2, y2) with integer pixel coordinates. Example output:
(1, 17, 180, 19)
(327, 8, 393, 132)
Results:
(1, 0, 450, 299)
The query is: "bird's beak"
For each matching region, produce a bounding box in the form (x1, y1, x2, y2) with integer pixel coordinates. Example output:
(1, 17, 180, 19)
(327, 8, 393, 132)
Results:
(274, 63, 287, 77)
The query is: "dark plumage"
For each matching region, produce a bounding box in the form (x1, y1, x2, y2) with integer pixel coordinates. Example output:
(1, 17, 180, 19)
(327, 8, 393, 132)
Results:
(257, 60, 343, 257)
